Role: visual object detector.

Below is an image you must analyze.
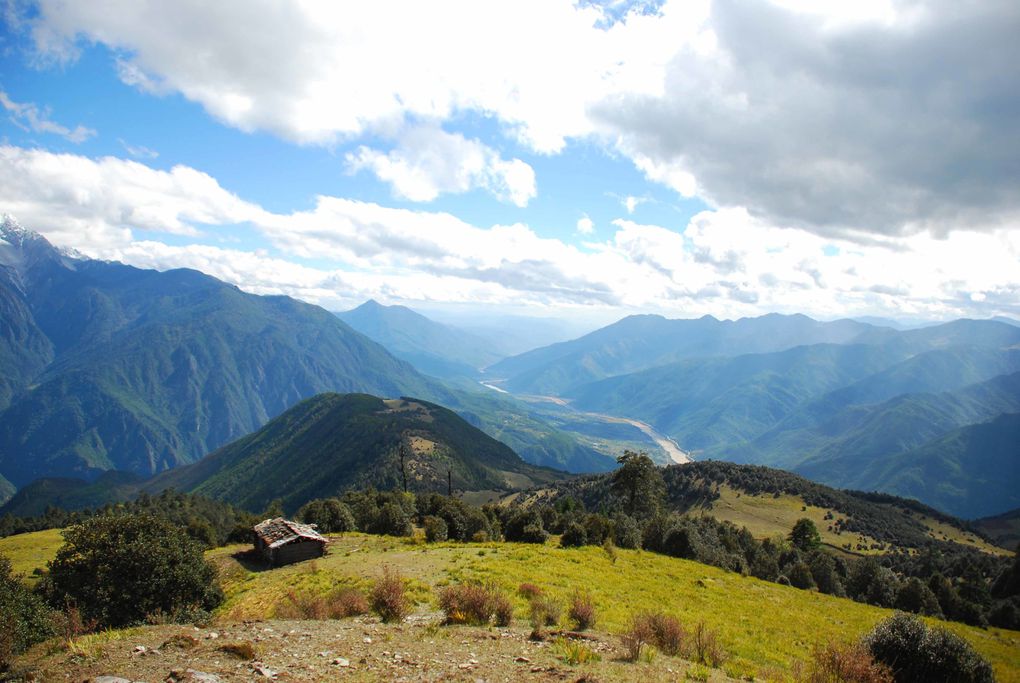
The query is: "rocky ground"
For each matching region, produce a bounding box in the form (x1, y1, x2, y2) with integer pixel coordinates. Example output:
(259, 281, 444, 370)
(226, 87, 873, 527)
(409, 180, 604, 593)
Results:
(12, 615, 739, 682)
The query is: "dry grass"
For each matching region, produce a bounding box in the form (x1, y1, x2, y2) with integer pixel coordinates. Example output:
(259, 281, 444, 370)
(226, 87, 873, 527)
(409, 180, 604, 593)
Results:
(218, 641, 258, 660)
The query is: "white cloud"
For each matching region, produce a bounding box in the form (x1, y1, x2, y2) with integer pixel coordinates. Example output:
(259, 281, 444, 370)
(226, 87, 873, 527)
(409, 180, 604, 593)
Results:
(577, 214, 594, 235)
(2, 146, 1017, 320)
(0, 145, 263, 250)
(0, 90, 96, 143)
(346, 126, 536, 206)
(15, 0, 1020, 238)
(623, 196, 646, 214)
(593, 0, 1020, 237)
(118, 138, 159, 159)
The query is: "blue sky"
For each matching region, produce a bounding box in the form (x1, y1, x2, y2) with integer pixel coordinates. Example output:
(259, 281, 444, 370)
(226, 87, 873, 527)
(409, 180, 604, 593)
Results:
(1, 0, 1018, 323)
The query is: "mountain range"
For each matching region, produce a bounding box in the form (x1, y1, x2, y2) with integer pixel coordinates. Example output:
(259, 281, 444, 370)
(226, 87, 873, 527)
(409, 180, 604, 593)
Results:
(0, 392, 565, 516)
(0, 217, 443, 488)
(490, 314, 1020, 518)
(336, 299, 502, 379)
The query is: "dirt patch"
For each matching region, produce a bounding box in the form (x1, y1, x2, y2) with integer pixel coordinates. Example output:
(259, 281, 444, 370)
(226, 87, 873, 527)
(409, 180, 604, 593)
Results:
(17, 617, 738, 682)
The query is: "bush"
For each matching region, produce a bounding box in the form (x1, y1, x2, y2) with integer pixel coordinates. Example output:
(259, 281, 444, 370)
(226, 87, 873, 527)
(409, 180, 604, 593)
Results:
(423, 515, 448, 543)
(503, 509, 548, 544)
(1, 555, 53, 670)
(568, 590, 597, 631)
(621, 613, 656, 662)
(370, 568, 409, 623)
(439, 584, 512, 626)
(864, 613, 993, 683)
(805, 641, 893, 683)
(528, 595, 562, 637)
(644, 612, 690, 657)
(613, 514, 642, 549)
(518, 582, 543, 599)
(372, 502, 413, 537)
(331, 588, 370, 618)
(275, 586, 368, 620)
(692, 620, 727, 667)
(560, 522, 587, 548)
(297, 499, 356, 534)
(46, 514, 222, 628)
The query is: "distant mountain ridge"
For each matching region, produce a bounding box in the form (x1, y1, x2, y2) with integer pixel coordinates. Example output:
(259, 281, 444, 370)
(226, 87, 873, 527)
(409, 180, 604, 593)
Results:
(492, 310, 1020, 518)
(0, 217, 446, 488)
(336, 299, 503, 379)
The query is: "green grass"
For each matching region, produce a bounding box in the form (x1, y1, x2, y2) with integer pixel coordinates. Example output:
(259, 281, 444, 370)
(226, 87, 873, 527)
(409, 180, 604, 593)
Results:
(0, 528, 64, 584)
(209, 533, 1020, 682)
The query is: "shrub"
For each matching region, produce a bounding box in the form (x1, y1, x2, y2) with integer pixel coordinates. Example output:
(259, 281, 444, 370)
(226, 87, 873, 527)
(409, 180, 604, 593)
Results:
(492, 593, 514, 627)
(805, 641, 893, 683)
(331, 587, 369, 618)
(370, 568, 409, 623)
(503, 509, 548, 544)
(276, 586, 368, 620)
(560, 522, 587, 547)
(0, 555, 53, 670)
(692, 620, 727, 667)
(568, 590, 597, 631)
(423, 515, 448, 542)
(612, 514, 642, 549)
(46, 514, 222, 628)
(518, 582, 543, 599)
(621, 613, 656, 662)
(372, 502, 413, 537)
(297, 499, 356, 534)
(788, 561, 818, 590)
(645, 612, 689, 657)
(864, 613, 993, 683)
(439, 584, 508, 626)
(529, 595, 561, 637)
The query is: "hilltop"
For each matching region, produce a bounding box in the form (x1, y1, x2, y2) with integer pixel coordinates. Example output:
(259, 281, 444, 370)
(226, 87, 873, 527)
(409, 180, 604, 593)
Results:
(145, 393, 565, 512)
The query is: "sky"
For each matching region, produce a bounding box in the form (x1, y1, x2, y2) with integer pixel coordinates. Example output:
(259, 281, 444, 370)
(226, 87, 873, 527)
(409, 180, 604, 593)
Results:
(0, 0, 1018, 325)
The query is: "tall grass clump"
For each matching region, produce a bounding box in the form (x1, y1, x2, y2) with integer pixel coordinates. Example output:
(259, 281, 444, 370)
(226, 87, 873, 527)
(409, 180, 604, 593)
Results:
(438, 583, 513, 627)
(370, 568, 409, 623)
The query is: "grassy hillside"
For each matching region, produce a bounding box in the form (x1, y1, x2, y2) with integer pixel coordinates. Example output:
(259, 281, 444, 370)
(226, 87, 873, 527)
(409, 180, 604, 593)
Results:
(203, 534, 1017, 681)
(0, 527, 63, 585)
(976, 508, 1020, 550)
(8, 529, 1014, 680)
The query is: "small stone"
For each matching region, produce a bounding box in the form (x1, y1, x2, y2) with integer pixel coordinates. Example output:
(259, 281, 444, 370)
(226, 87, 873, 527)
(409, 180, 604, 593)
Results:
(93, 677, 134, 683)
(332, 657, 350, 667)
(132, 645, 146, 654)
(206, 632, 219, 640)
(514, 656, 531, 663)
(252, 663, 275, 677)
(363, 636, 372, 644)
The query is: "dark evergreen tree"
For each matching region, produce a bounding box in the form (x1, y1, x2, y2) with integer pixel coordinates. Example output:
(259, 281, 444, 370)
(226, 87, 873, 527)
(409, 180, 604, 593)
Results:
(610, 451, 665, 518)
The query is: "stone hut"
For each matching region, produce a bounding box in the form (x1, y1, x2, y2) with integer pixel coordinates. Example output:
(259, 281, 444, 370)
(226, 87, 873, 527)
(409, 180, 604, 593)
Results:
(253, 517, 328, 566)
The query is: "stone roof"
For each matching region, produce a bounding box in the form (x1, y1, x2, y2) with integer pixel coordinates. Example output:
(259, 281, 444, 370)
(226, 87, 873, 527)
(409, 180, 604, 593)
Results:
(254, 517, 328, 549)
